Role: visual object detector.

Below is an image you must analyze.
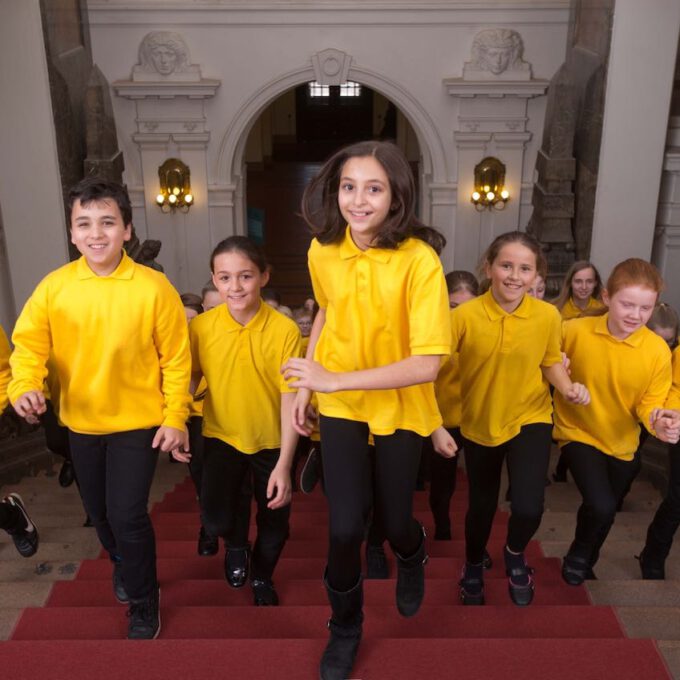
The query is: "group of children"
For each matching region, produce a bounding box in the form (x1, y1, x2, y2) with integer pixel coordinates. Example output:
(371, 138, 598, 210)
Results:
(2, 141, 680, 680)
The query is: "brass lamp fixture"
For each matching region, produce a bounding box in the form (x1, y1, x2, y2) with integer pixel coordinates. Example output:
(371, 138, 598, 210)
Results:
(471, 156, 510, 211)
(156, 158, 194, 213)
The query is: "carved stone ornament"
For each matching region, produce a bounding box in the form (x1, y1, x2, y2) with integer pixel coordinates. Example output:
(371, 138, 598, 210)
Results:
(132, 31, 201, 82)
(463, 28, 531, 81)
(311, 48, 352, 86)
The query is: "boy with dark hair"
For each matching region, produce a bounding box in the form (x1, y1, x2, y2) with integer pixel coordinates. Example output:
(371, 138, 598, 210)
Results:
(9, 177, 191, 639)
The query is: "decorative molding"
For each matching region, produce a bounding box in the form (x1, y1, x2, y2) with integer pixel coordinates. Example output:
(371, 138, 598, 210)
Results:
(114, 80, 221, 100)
(443, 77, 548, 98)
(311, 48, 352, 86)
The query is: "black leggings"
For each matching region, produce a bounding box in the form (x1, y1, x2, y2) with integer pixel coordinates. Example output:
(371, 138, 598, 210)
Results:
(564, 441, 640, 566)
(464, 423, 552, 564)
(645, 440, 680, 559)
(428, 427, 462, 532)
(320, 416, 423, 591)
(201, 438, 290, 581)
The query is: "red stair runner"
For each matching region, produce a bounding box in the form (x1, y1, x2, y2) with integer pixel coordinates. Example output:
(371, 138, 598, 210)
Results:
(2, 474, 671, 679)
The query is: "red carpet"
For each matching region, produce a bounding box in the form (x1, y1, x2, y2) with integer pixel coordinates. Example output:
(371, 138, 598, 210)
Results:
(6, 474, 672, 679)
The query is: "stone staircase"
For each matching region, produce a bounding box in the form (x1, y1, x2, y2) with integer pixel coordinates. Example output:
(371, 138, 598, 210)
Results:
(1, 446, 679, 677)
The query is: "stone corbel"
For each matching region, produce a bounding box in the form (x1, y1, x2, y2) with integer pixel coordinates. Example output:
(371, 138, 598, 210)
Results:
(311, 48, 352, 86)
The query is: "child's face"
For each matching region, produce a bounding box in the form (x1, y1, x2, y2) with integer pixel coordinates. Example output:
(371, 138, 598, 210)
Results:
(70, 198, 131, 276)
(649, 325, 676, 348)
(485, 242, 536, 312)
(449, 289, 476, 309)
(338, 155, 392, 250)
(528, 275, 546, 300)
(184, 307, 198, 324)
(604, 285, 657, 339)
(212, 250, 269, 324)
(571, 267, 597, 302)
(202, 290, 222, 311)
(296, 315, 313, 336)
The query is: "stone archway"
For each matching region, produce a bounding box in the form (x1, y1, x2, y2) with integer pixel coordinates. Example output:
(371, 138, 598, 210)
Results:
(214, 54, 449, 237)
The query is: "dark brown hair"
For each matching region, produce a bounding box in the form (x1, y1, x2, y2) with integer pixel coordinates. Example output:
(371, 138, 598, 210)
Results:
(481, 231, 546, 274)
(180, 292, 203, 316)
(210, 235, 269, 274)
(300, 140, 445, 254)
(445, 270, 479, 296)
(648, 302, 679, 348)
(68, 177, 133, 227)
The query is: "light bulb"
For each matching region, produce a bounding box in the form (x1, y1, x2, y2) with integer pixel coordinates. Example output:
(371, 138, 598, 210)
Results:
(156, 194, 165, 205)
(486, 191, 495, 201)
(184, 193, 193, 204)
(483, 185, 490, 193)
(500, 189, 509, 200)
(471, 191, 481, 202)
(168, 194, 177, 204)
(172, 187, 180, 196)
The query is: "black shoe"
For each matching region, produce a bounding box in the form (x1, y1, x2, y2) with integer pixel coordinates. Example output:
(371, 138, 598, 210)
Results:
(111, 556, 129, 604)
(197, 526, 219, 557)
(482, 549, 493, 571)
(561, 555, 590, 586)
(58, 459, 75, 488)
(459, 562, 484, 605)
(366, 543, 389, 579)
(4, 493, 39, 557)
(252, 578, 279, 606)
(83, 515, 93, 527)
(127, 586, 161, 639)
(504, 547, 535, 607)
(394, 525, 428, 617)
(552, 471, 567, 483)
(637, 548, 665, 580)
(225, 547, 250, 588)
(321, 573, 363, 680)
(300, 447, 320, 494)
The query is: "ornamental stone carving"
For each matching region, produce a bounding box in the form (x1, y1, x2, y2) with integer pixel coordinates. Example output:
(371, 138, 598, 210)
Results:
(463, 28, 531, 81)
(132, 31, 201, 82)
(311, 48, 352, 86)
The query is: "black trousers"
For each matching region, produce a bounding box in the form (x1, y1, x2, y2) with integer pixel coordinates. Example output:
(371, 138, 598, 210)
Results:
(320, 415, 423, 592)
(464, 423, 552, 564)
(201, 438, 290, 581)
(42, 400, 71, 460)
(0, 500, 24, 532)
(564, 441, 640, 566)
(69, 428, 159, 600)
(187, 417, 251, 547)
(645, 440, 680, 560)
(428, 427, 462, 533)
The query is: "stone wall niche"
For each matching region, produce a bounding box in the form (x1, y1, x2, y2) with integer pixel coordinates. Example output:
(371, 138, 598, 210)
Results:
(444, 28, 548, 269)
(113, 31, 221, 294)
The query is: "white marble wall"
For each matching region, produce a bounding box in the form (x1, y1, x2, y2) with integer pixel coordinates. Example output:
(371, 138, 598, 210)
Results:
(86, 0, 570, 292)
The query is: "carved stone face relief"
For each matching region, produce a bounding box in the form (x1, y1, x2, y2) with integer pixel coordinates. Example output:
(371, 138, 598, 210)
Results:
(471, 28, 526, 76)
(138, 31, 189, 76)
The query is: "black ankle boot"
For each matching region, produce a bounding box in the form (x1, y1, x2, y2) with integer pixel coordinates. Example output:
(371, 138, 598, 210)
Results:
(637, 546, 665, 580)
(320, 572, 363, 680)
(394, 524, 428, 618)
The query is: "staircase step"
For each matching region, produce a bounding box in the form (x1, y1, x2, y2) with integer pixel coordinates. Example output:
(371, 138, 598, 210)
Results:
(0, 638, 668, 680)
(47, 576, 590, 607)
(12, 604, 624, 641)
(588, 581, 680, 607)
(616, 606, 680, 640)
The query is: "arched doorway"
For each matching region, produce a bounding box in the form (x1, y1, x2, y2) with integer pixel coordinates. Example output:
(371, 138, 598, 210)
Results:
(243, 82, 421, 306)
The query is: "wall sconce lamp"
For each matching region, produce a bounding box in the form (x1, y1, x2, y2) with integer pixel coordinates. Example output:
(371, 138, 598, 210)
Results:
(156, 158, 194, 213)
(471, 157, 510, 211)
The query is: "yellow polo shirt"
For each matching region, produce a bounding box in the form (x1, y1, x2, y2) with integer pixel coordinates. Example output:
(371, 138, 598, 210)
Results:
(0, 325, 10, 412)
(190, 301, 301, 453)
(9, 253, 191, 435)
(560, 296, 604, 320)
(553, 315, 672, 460)
(308, 228, 450, 437)
(665, 347, 680, 411)
(435, 311, 462, 429)
(452, 291, 563, 447)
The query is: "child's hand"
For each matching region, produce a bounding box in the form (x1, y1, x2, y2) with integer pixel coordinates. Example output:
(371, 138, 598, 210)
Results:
(564, 382, 590, 405)
(266, 464, 292, 510)
(12, 390, 47, 421)
(291, 388, 313, 436)
(171, 443, 192, 463)
(561, 352, 571, 376)
(651, 409, 680, 444)
(431, 426, 458, 458)
(281, 357, 338, 393)
(153, 425, 188, 453)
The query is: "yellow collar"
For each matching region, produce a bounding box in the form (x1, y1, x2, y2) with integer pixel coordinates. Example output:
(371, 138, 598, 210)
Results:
(481, 289, 531, 321)
(594, 313, 645, 347)
(338, 225, 393, 264)
(219, 299, 270, 333)
(76, 251, 134, 280)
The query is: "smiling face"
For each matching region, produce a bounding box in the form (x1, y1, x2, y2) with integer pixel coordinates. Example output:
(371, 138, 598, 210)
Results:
(571, 267, 597, 303)
(337, 155, 392, 250)
(70, 198, 131, 276)
(212, 250, 270, 325)
(604, 285, 658, 340)
(485, 242, 537, 313)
